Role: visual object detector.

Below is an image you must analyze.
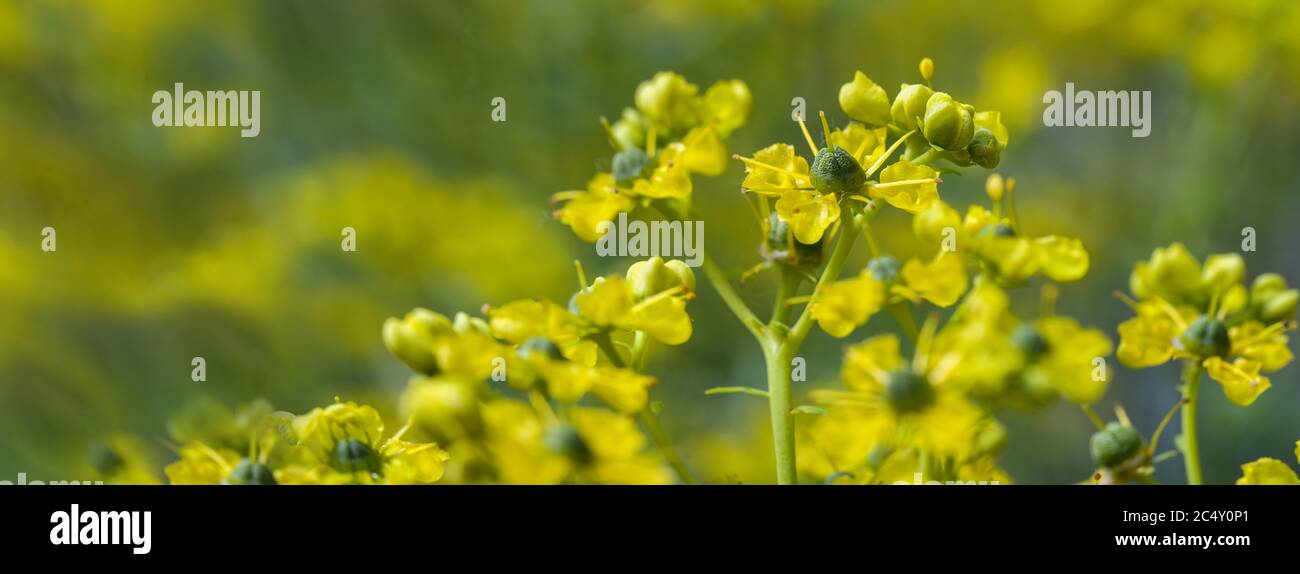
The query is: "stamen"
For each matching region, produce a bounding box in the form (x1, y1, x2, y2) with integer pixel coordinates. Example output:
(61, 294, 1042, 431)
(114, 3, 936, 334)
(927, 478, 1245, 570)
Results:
(797, 117, 819, 156)
(819, 110, 833, 147)
(862, 129, 917, 179)
(733, 154, 808, 181)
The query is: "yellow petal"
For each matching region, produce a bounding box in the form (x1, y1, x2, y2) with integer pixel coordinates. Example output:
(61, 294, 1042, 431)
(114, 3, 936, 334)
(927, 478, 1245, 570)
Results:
(1116, 310, 1177, 368)
(873, 160, 938, 213)
(1038, 317, 1113, 404)
(570, 408, 647, 460)
(1204, 356, 1271, 406)
(810, 273, 885, 338)
(554, 173, 635, 242)
(1230, 321, 1293, 372)
(632, 143, 693, 199)
(681, 126, 728, 176)
(741, 143, 811, 191)
(1236, 458, 1299, 485)
(622, 292, 693, 345)
(591, 366, 657, 414)
(896, 252, 968, 307)
(842, 334, 906, 391)
(1035, 235, 1089, 282)
(829, 122, 885, 166)
(575, 275, 635, 327)
(912, 199, 962, 248)
(382, 440, 450, 484)
(838, 71, 891, 127)
(702, 79, 751, 137)
(776, 189, 840, 244)
(978, 236, 1041, 283)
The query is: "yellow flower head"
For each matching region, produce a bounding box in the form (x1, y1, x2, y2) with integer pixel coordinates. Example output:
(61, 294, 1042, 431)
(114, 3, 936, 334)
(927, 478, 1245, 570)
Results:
(553, 73, 749, 242)
(1119, 245, 1296, 407)
(814, 320, 985, 460)
(290, 401, 448, 484)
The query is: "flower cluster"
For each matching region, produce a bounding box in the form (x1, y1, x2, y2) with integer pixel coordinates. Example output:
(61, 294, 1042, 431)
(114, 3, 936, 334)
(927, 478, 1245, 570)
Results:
(1118, 244, 1296, 406)
(114, 62, 1295, 486)
(552, 72, 751, 241)
(380, 256, 696, 484)
(162, 398, 450, 485)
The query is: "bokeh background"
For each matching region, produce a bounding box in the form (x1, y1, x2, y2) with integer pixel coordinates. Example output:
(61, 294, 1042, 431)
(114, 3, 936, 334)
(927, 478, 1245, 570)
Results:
(2, 0, 1297, 484)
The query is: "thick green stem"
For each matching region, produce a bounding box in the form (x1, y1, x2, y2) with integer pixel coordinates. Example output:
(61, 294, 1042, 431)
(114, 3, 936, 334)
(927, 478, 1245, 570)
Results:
(765, 342, 797, 485)
(1180, 361, 1204, 485)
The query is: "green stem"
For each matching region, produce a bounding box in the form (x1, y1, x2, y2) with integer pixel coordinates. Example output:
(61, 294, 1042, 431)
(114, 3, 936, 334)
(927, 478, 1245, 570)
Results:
(1180, 361, 1204, 485)
(593, 332, 626, 368)
(771, 265, 800, 328)
(765, 342, 797, 485)
(786, 205, 874, 351)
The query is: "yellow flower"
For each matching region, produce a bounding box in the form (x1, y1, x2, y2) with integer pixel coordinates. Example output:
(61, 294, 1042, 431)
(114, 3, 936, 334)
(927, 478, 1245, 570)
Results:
(871, 160, 938, 214)
(740, 143, 811, 194)
(1025, 316, 1113, 404)
(701, 79, 752, 137)
(552, 173, 636, 242)
(1118, 288, 1294, 407)
(631, 143, 693, 199)
(575, 274, 692, 345)
(635, 71, 702, 135)
(891, 252, 968, 307)
(290, 401, 449, 484)
(775, 188, 840, 245)
(814, 324, 985, 460)
(165, 443, 240, 485)
(565, 408, 673, 485)
(809, 271, 885, 338)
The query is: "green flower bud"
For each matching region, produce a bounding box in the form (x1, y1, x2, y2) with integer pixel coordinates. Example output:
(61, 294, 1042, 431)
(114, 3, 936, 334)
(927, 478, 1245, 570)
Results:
(1090, 422, 1144, 468)
(635, 71, 701, 135)
(1251, 273, 1298, 323)
(838, 71, 892, 127)
(452, 312, 492, 336)
(891, 83, 933, 131)
(1200, 254, 1245, 294)
(543, 424, 593, 466)
(610, 108, 646, 151)
(966, 127, 1002, 168)
(382, 308, 451, 376)
(1011, 323, 1049, 360)
(627, 256, 695, 300)
(333, 438, 382, 474)
(1179, 315, 1231, 358)
(228, 458, 277, 485)
(922, 92, 975, 151)
(885, 369, 935, 414)
(1260, 290, 1298, 323)
(866, 255, 902, 284)
(810, 146, 866, 196)
(611, 147, 650, 187)
(1251, 273, 1288, 298)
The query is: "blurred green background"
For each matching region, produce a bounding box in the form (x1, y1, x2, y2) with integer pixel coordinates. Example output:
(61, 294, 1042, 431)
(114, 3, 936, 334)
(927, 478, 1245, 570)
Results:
(2, 0, 1297, 484)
